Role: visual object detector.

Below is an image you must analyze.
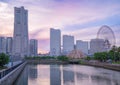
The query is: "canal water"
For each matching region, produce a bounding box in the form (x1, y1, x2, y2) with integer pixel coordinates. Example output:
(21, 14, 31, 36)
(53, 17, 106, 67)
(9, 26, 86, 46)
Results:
(14, 64, 120, 85)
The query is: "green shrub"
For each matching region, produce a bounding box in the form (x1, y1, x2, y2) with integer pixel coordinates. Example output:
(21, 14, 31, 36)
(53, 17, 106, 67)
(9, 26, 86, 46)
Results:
(57, 56, 69, 61)
(85, 56, 91, 60)
(0, 53, 9, 67)
(94, 52, 108, 61)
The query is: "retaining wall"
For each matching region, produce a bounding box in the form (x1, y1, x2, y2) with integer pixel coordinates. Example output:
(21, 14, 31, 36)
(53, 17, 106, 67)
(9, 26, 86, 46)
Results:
(0, 62, 26, 85)
(81, 62, 120, 71)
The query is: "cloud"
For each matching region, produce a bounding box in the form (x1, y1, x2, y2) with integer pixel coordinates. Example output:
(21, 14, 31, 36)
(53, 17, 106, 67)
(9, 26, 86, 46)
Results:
(0, 0, 120, 53)
(37, 38, 50, 53)
(0, 2, 13, 37)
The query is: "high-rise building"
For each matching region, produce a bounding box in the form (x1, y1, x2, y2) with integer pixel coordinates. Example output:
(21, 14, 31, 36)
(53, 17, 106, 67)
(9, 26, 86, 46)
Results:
(90, 38, 105, 54)
(76, 40, 88, 54)
(50, 28, 61, 56)
(13, 6, 29, 59)
(0, 37, 6, 53)
(29, 39, 38, 57)
(63, 35, 74, 55)
(6, 37, 13, 55)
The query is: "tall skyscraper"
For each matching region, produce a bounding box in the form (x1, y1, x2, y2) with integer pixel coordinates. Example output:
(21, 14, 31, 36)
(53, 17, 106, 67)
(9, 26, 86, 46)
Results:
(6, 37, 13, 55)
(13, 6, 29, 59)
(50, 28, 61, 56)
(63, 35, 74, 55)
(0, 37, 6, 54)
(29, 39, 38, 57)
(90, 38, 105, 54)
(76, 40, 88, 54)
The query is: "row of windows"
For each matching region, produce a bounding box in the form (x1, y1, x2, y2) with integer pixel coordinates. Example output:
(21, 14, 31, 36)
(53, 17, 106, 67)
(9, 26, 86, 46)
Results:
(16, 21, 27, 25)
(16, 10, 27, 14)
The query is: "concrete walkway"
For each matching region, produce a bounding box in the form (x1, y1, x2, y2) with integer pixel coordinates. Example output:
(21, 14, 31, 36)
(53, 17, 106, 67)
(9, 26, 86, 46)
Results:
(0, 62, 26, 85)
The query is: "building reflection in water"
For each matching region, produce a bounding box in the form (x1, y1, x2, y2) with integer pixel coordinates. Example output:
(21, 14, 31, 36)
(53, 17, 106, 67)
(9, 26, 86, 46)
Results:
(50, 65, 61, 85)
(14, 64, 120, 85)
(28, 64, 37, 79)
(29, 65, 50, 85)
(63, 66, 75, 85)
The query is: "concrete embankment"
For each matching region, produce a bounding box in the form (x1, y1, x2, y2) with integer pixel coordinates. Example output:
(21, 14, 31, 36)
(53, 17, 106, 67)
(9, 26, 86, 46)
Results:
(81, 62, 120, 71)
(0, 62, 27, 85)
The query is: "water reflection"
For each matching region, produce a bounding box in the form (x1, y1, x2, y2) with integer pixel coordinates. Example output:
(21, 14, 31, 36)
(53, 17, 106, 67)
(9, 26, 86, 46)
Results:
(14, 64, 120, 85)
(63, 70, 75, 85)
(29, 64, 37, 79)
(50, 65, 61, 85)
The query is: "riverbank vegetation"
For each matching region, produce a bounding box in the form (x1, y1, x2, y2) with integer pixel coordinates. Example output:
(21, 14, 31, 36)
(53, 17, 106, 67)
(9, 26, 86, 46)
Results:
(57, 56, 69, 61)
(85, 46, 120, 64)
(26, 46, 120, 64)
(25, 56, 56, 60)
(25, 55, 69, 61)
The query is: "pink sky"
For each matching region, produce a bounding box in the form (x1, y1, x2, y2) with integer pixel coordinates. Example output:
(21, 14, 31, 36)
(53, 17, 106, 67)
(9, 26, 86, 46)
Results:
(0, 0, 120, 53)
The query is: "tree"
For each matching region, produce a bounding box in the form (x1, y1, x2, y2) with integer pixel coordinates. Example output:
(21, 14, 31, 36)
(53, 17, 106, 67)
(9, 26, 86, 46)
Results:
(108, 48, 120, 61)
(108, 50, 114, 60)
(85, 56, 91, 61)
(0, 53, 9, 67)
(109, 46, 118, 61)
(118, 47, 120, 61)
(111, 45, 117, 52)
(117, 47, 120, 52)
(57, 56, 69, 61)
(93, 46, 120, 62)
(118, 52, 120, 61)
(94, 52, 108, 62)
(94, 52, 102, 61)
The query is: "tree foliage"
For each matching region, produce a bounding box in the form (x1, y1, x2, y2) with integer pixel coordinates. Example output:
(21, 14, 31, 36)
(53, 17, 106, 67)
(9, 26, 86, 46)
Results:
(0, 53, 9, 66)
(94, 52, 108, 61)
(109, 46, 120, 61)
(93, 46, 120, 62)
(57, 56, 69, 61)
(85, 56, 91, 60)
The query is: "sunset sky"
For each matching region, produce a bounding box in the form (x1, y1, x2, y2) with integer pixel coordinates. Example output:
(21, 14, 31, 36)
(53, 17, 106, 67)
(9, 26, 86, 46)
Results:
(0, 0, 120, 53)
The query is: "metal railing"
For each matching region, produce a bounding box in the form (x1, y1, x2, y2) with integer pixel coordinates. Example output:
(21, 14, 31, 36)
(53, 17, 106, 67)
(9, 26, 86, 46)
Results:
(0, 62, 24, 79)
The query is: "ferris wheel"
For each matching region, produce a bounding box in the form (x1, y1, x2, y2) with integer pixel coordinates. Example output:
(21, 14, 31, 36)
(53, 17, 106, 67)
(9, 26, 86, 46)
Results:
(97, 25, 116, 49)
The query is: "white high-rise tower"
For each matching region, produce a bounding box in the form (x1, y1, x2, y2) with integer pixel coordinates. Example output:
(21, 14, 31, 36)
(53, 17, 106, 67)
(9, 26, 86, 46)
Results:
(13, 6, 29, 59)
(63, 35, 74, 55)
(50, 28, 61, 56)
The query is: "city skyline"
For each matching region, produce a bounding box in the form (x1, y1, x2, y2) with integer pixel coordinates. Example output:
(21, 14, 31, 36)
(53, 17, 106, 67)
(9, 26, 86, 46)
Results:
(0, 0, 120, 53)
